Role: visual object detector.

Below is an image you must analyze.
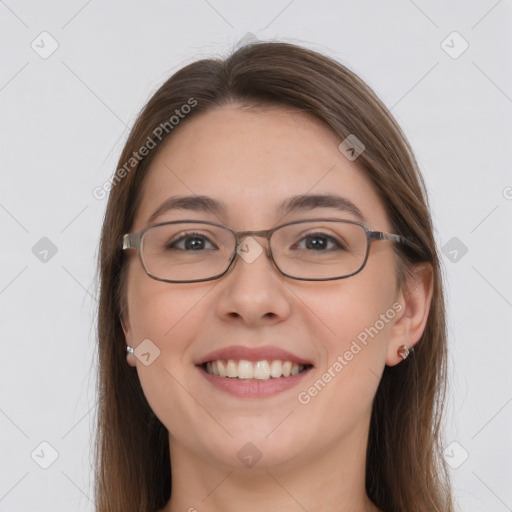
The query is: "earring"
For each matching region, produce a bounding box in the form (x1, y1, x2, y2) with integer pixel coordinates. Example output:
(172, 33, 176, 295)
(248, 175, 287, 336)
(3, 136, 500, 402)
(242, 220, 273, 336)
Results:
(126, 346, 134, 354)
(397, 345, 410, 360)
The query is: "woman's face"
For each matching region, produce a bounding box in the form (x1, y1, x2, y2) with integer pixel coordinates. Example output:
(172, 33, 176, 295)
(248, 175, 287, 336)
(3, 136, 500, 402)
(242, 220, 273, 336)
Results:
(121, 105, 405, 470)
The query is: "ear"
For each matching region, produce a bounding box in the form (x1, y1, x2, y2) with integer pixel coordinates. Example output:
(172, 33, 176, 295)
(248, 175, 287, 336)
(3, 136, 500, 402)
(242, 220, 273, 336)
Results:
(120, 308, 137, 368)
(386, 262, 434, 366)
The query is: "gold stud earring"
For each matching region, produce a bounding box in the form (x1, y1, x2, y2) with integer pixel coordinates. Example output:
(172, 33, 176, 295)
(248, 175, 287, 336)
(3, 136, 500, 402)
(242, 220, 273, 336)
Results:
(397, 345, 410, 360)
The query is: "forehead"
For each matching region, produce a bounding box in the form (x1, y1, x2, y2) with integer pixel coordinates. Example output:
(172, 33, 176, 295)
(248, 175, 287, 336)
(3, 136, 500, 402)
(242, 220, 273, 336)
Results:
(133, 105, 389, 230)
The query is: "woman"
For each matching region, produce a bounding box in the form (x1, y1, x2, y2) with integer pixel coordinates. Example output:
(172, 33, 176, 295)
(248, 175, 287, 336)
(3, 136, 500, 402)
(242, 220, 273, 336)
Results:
(94, 41, 454, 511)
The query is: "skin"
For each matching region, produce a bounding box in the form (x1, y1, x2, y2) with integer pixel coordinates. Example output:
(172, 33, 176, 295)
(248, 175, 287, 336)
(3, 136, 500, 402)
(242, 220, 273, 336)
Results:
(121, 104, 433, 512)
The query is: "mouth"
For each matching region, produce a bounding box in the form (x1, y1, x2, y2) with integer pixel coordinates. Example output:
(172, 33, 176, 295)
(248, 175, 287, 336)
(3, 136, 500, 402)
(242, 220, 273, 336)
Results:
(200, 359, 313, 380)
(194, 345, 314, 397)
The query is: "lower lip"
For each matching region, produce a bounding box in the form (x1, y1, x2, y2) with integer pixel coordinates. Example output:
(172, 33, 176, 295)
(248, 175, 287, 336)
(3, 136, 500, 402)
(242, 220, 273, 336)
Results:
(197, 365, 312, 398)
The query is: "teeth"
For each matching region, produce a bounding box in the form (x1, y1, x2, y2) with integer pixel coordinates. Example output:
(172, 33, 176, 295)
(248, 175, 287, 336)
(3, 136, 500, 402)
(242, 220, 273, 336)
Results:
(226, 360, 238, 378)
(270, 360, 282, 378)
(203, 359, 308, 380)
(217, 360, 227, 377)
(238, 360, 254, 379)
(254, 361, 270, 380)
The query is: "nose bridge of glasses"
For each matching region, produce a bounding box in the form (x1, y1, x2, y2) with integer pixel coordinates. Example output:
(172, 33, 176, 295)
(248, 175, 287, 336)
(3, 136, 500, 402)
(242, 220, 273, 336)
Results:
(234, 229, 273, 259)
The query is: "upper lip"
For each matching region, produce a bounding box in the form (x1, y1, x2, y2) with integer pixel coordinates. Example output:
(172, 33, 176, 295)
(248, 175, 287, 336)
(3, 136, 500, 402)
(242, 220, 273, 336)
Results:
(195, 345, 314, 366)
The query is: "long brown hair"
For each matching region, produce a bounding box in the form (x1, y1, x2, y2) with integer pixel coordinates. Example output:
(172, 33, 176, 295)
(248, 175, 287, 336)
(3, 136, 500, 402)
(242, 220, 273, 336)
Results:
(94, 41, 454, 512)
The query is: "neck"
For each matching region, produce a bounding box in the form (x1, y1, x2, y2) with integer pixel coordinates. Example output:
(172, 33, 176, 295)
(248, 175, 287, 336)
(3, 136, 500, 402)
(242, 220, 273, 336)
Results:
(160, 421, 380, 512)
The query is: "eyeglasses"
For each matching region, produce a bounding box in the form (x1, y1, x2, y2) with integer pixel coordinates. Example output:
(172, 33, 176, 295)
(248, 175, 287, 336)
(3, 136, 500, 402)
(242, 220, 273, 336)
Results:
(121, 218, 419, 283)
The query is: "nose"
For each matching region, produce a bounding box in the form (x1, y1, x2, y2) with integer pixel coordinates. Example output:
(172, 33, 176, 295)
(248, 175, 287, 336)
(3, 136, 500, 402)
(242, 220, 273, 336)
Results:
(214, 235, 291, 327)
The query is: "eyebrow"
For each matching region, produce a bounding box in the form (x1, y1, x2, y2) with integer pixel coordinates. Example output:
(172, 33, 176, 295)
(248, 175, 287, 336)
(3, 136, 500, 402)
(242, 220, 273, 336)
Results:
(147, 193, 365, 225)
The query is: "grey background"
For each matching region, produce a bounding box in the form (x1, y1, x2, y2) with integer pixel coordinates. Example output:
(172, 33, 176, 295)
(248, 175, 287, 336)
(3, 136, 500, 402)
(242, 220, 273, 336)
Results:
(1, 1, 511, 511)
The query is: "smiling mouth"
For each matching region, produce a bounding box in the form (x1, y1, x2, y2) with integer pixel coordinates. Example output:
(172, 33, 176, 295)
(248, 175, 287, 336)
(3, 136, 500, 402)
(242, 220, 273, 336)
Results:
(200, 359, 313, 380)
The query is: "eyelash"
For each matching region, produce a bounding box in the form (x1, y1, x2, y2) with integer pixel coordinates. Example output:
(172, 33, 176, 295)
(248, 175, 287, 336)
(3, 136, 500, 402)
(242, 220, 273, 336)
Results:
(166, 231, 345, 251)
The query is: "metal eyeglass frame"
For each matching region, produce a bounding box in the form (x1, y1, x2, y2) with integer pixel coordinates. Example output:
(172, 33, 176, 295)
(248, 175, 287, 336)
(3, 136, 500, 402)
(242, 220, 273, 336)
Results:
(121, 218, 422, 283)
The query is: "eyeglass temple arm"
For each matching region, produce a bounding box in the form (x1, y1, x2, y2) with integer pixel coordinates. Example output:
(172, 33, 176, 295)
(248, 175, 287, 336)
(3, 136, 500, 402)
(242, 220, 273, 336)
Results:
(121, 233, 142, 250)
(370, 231, 424, 254)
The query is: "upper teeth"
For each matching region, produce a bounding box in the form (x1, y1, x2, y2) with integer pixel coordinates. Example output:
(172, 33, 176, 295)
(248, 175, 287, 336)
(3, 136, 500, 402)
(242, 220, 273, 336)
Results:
(205, 359, 307, 380)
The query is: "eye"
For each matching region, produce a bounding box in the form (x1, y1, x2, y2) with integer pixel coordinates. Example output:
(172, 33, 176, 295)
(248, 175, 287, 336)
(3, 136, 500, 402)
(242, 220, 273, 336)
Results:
(167, 232, 217, 251)
(293, 233, 346, 251)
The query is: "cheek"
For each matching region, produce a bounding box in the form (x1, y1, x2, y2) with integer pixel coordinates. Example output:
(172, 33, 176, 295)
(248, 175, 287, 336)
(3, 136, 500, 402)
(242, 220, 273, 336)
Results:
(300, 259, 398, 397)
(125, 276, 216, 432)
(311, 265, 397, 351)
(290, 273, 400, 447)
(128, 275, 204, 334)
(125, 271, 215, 360)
